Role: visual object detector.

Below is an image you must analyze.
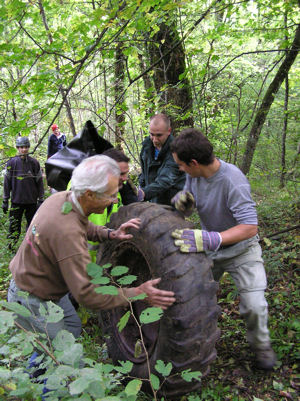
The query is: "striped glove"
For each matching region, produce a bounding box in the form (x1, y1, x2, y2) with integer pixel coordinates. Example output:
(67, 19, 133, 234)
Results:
(172, 229, 222, 252)
(171, 190, 195, 216)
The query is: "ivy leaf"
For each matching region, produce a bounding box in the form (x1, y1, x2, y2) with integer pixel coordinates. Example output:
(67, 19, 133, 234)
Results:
(117, 310, 130, 332)
(110, 265, 129, 276)
(0, 301, 31, 317)
(94, 286, 119, 295)
(124, 378, 142, 396)
(181, 369, 202, 382)
(61, 201, 72, 214)
(150, 373, 160, 390)
(155, 360, 172, 376)
(117, 275, 137, 285)
(139, 307, 163, 324)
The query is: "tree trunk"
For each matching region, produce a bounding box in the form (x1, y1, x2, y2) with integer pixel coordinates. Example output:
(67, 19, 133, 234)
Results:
(240, 22, 300, 175)
(149, 20, 194, 134)
(114, 42, 126, 149)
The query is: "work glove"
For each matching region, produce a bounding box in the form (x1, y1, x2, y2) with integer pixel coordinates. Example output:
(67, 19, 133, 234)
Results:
(2, 200, 9, 214)
(36, 199, 44, 209)
(171, 190, 195, 216)
(137, 187, 145, 202)
(172, 229, 222, 253)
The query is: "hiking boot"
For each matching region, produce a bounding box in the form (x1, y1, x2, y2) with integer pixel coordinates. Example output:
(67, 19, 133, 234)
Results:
(254, 346, 277, 370)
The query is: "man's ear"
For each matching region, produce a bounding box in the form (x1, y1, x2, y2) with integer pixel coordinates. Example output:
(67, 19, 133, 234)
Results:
(188, 159, 199, 167)
(84, 189, 94, 199)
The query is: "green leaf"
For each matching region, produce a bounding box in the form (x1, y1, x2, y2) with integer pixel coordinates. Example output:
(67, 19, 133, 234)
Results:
(57, 343, 83, 366)
(150, 373, 160, 390)
(124, 378, 142, 396)
(42, 301, 64, 323)
(117, 310, 130, 332)
(139, 307, 163, 324)
(155, 360, 172, 376)
(273, 380, 283, 390)
(114, 360, 133, 374)
(181, 369, 202, 382)
(117, 275, 137, 285)
(102, 263, 112, 269)
(0, 367, 11, 381)
(90, 276, 110, 285)
(0, 301, 31, 317)
(53, 329, 75, 351)
(61, 201, 73, 214)
(129, 293, 147, 301)
(110, 265, 129, 276)
(134, 339, 143, 358)
(94, 286, 119, 295)
(263, 237, 272, 247)
(0, 311, 15, 334)
(87, 262, 103, 277)
(69, 376, 91, 395)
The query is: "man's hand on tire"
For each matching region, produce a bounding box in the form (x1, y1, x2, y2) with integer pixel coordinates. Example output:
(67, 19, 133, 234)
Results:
(171, 190, 195, 216)
(172, 229, 222, 252)
(135, 278, 175, 310)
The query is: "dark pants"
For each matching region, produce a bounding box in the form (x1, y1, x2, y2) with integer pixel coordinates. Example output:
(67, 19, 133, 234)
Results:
(8, 203, 37, 243)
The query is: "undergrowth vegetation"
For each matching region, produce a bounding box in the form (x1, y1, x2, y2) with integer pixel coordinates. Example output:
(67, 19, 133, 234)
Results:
(0, 185, 299, 400)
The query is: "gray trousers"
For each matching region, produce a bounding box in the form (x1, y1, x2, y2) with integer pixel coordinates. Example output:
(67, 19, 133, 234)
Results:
(207, 236, 271, 350)
(7, 279, 82, 340)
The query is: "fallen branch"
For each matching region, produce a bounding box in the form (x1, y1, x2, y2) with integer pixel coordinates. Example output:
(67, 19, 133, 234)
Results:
(262, 224, 300, 239)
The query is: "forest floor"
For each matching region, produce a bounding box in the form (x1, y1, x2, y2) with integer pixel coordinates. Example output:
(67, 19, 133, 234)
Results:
(0, 192, 299, 401)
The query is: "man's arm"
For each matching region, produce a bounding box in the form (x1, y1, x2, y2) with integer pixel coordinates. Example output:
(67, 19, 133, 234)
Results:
(2, 162, 12, 213)
(220, 224, 258, 245)
(35, 163, 45, 201)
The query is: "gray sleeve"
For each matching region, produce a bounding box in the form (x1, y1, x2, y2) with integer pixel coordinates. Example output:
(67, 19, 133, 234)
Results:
(227, 180, 258, 225)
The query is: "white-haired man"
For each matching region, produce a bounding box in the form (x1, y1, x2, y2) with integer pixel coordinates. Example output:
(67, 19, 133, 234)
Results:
(8, 155, 175, 340)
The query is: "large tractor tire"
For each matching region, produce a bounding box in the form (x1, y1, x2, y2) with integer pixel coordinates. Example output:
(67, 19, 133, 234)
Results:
(97, 202, 220, 399)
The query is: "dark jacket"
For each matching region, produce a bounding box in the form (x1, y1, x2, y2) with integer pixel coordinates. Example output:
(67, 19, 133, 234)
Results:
(47, 133, 67, 158)
(3, 155, 44, 204)
(139, 135, 186, 205)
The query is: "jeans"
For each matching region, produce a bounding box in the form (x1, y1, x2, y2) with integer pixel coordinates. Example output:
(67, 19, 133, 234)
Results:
(207, 236, 271, 349)
(7, 279, 82, 340)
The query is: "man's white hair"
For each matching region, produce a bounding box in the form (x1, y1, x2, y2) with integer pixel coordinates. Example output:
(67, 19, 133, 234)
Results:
(71, 155, 120, 198)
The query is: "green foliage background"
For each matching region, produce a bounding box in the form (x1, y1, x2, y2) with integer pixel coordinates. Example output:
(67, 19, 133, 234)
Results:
(0, 0, 299, 400)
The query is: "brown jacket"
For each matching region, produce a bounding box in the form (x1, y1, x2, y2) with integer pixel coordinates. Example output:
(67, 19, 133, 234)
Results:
(9, 191, 130, 310)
